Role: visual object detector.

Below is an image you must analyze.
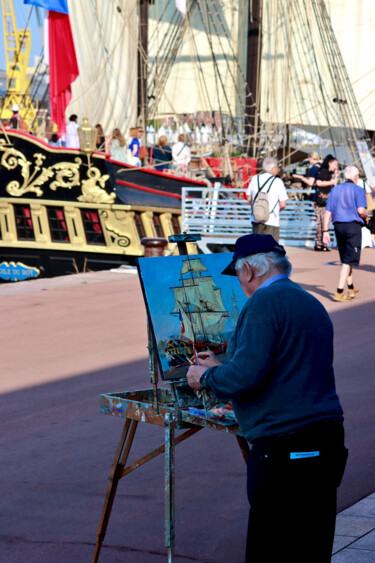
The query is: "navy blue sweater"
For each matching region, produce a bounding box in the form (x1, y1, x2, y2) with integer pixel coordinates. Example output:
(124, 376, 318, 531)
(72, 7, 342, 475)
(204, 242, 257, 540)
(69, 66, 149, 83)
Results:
(205, 278, 343, 442)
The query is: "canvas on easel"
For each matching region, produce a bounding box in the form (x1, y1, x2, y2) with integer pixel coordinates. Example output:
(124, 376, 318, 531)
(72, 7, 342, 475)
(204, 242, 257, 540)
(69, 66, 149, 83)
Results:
(137, 252, 247, 381)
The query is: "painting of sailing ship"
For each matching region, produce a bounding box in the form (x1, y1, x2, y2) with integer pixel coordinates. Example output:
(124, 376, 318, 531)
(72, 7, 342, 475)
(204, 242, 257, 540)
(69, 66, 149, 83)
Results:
(137, 253, 247, 380)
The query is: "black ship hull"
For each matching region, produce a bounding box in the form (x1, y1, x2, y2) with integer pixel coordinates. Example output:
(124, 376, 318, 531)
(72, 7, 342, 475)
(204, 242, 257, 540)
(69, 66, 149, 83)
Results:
(0, 130, 208, 280)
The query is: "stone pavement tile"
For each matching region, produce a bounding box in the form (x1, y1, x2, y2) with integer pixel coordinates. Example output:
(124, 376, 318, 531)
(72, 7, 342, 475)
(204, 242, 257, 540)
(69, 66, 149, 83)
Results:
(335, 514, 375, 536)
(332, 549, 375, 562)
(350, 530, 375, 551)
(342, 498, 375, 518)
(332, 535, 358, 552)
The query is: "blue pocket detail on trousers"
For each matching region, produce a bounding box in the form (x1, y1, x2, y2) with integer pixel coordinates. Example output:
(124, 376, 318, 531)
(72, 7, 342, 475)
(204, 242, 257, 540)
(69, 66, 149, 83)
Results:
(290, 451, 320, 459)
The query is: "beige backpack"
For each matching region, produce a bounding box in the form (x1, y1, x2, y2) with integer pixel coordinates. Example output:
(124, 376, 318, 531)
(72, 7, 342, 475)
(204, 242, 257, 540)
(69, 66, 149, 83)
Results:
(252, 175, 277, 223)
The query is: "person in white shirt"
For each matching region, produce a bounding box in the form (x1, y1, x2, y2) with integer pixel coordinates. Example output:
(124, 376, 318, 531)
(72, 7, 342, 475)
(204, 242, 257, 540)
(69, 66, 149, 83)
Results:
(246, 157, 288, 242)
(172, 134, 191, 175)
(65, 115, 80, 149)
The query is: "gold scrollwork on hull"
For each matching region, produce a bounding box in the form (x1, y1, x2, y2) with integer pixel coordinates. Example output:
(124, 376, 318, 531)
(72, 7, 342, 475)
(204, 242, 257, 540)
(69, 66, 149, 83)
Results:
(100, 210, 131, 247)
(0, 139, 82, 197)
(78, 167, 116, 204)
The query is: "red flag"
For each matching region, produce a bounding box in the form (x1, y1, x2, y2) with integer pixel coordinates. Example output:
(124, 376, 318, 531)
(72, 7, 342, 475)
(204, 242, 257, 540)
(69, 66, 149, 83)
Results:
(178, 309, 185, 334)
(48, 11, 79, 136)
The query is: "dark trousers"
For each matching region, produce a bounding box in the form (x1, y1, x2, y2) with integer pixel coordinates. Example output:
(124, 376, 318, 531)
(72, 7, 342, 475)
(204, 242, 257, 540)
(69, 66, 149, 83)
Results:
(246, 421, 348, 563)
(252, 222, 280, 242)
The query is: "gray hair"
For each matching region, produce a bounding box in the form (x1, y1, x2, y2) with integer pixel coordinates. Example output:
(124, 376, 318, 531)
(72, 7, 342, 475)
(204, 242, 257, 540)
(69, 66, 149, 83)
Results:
(344, 165, 359, 181)
(235, 251, 292, 278)
(262, 157, 279, 173)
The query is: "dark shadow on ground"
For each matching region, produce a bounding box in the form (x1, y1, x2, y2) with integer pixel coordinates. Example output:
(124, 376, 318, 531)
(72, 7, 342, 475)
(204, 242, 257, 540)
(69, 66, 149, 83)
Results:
(0, 357, 247, 563)
(298, 282, 333, 300)
(1, 297, 375, 561)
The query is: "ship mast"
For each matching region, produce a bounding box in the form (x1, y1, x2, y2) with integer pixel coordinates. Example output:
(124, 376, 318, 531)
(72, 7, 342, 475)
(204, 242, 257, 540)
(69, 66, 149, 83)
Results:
(246, 0, 262, 159)
(138, 0, 149, 142)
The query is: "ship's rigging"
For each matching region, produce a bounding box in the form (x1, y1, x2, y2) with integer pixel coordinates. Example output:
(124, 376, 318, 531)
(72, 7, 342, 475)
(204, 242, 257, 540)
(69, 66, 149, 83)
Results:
(2, 1, 375, 177)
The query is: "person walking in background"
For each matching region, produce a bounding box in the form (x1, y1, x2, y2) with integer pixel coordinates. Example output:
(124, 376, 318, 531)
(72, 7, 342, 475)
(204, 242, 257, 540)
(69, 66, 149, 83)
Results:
(65, 114, 80, 149)
(151, 135, 172, 171)
(323, 165, 368, 302)
(110, 128, 129, 163)
(292, 151, 322, 192)
(246, 157, 288, 242)
(314, 154, 339, 251)
(172, 133, 191, 174)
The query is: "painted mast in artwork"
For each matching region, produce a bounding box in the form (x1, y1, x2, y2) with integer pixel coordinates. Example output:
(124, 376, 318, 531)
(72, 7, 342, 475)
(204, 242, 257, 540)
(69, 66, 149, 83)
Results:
(164, 258, 229, 367)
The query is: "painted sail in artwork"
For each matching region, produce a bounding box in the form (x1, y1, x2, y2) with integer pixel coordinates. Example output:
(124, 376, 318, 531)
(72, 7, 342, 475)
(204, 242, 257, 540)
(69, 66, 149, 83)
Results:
(170, 257, 229, 348)
(138, 253, 248, 380)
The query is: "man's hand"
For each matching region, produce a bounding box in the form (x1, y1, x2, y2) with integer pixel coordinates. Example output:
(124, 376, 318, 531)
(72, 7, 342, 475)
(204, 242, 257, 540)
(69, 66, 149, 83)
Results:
(193, 350, 222, 368)
(187, 365, 207, 390)
(323, 232, 330, 246)
(186, 351, 222, 390)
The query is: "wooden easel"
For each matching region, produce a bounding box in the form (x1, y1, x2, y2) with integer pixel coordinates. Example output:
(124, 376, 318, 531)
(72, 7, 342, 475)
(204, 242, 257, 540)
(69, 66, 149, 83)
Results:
(92, 234, 250, 562)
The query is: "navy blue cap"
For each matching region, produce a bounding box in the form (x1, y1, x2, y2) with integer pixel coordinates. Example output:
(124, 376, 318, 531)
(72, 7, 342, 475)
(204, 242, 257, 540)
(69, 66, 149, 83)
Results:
(222, 234, 286, 276)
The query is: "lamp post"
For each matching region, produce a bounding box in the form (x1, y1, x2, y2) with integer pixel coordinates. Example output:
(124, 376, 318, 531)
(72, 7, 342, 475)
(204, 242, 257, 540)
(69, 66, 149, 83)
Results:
(78, 118, 97, 167)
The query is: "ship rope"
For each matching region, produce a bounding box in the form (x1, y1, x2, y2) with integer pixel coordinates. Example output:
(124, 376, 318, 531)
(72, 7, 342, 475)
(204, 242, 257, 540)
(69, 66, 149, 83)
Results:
(258, 0, 371, 168)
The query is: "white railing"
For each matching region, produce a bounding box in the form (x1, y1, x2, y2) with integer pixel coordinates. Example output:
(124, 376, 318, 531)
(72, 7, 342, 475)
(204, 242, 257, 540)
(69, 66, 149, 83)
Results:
(181, 187, 335, 252)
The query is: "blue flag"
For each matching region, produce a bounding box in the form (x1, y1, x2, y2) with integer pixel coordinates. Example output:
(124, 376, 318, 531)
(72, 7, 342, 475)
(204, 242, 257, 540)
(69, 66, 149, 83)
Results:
(23, 0, 69, 14)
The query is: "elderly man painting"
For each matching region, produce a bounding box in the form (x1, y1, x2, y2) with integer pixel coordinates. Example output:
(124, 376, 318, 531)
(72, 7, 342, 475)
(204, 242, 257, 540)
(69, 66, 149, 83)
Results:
(323, 165, 368, 302)
(246, 157, 288, 242)
(187, 234, 347, 563)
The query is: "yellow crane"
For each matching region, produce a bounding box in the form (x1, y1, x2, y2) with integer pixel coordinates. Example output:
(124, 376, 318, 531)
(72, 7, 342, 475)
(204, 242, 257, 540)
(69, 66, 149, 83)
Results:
(0, 0, 37, 126)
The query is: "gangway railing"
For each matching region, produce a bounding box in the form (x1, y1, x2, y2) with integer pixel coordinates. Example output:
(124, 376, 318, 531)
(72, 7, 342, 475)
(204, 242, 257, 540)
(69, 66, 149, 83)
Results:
(181, 187, 334, 253)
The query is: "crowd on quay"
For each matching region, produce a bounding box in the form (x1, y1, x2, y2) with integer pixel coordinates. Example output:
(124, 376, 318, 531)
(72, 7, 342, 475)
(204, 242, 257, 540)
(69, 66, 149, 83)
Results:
(254, 154, 375, 302)
(4, 110, 375, 296)
(43, 115, 195, 175)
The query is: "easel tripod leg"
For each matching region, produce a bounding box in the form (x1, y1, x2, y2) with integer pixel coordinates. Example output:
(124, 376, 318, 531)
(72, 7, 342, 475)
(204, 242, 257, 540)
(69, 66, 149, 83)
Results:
(93, 418, 138, 563)
(165, 414, 175, 563)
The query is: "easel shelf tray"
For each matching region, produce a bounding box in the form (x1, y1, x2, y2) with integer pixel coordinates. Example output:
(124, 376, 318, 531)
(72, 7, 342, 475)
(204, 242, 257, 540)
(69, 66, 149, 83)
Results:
(100, 389, 240, 434)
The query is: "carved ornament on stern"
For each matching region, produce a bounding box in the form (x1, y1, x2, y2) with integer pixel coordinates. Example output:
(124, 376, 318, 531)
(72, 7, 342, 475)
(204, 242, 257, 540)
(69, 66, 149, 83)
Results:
(100, 210, 131, 247)
(0, 140, 81, 197)
(78, 167, 115, 204)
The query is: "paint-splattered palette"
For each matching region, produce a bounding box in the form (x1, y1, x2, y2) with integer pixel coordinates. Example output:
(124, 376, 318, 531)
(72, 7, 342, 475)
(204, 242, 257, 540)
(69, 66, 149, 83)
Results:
(100, 389, 240, 433)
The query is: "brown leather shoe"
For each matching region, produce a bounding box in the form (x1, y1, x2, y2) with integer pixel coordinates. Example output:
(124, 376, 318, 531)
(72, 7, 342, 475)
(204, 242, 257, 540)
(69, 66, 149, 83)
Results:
(348, 288, 359, 298)
(333, 292, 351, 302)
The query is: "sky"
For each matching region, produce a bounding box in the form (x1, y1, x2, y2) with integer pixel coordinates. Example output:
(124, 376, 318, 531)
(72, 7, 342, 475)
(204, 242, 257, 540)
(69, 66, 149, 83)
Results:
(0, 0, 43, 72)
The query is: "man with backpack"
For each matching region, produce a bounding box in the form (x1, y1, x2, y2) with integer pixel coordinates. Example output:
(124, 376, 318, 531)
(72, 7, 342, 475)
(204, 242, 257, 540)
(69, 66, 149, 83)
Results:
(246, 157, 288, 241)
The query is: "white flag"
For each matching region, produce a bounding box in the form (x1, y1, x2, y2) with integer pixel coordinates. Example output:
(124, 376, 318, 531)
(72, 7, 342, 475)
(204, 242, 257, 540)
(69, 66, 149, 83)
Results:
(176, 0, 186, 16)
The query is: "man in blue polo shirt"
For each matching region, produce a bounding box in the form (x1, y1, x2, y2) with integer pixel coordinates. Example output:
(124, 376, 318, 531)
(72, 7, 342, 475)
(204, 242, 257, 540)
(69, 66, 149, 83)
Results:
(186, 234, 347, 563)
(323, 165, 368, 302)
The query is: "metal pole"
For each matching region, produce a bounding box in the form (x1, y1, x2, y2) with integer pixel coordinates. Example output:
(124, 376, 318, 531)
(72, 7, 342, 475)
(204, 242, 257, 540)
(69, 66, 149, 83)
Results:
(148, 323, 159, 413)
(164, 413, 175, 562)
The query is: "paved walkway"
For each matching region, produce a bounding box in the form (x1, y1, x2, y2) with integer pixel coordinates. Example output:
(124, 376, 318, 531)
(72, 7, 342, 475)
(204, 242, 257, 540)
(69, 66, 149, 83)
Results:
(333, 494, 375, 561)
(1, 246, 374, 561)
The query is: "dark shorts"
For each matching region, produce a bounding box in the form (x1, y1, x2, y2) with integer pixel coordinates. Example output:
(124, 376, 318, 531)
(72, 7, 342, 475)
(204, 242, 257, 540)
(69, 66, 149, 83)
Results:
(334, 221, 362, 266)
